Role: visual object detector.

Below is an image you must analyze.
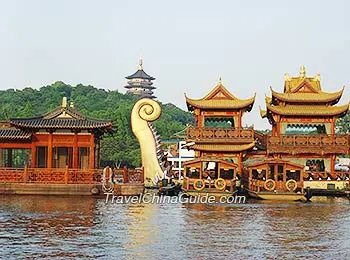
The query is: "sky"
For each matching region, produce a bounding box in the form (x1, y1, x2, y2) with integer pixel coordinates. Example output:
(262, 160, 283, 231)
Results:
(1, 0, 349, 129)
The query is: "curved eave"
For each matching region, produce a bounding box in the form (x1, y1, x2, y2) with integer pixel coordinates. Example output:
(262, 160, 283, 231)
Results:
(185, 94, 256, 112)
(9, 119, 113, 130)
(260, 107, 267, 118)
(265, 103, 350, 117)
(271, 86, 344, 104)
(191, 142, 255, 152)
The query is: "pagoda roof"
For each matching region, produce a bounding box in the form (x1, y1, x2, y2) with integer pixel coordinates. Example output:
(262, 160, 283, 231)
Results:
(9, 98, 113, 131)
(191, 142, 255, 152)
(185, 81, 255, 111)
(125, 69, 155, 80)
(271, 87, 344, 104)
(125, 57, 155, 80)
(265, 102, 349, 117)
(0, 128, 32, 141)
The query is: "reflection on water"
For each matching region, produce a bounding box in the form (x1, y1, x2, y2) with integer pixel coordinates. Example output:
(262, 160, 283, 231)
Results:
(1, 196, 350, 259)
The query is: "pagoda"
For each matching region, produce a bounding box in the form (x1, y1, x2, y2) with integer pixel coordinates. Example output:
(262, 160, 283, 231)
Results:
(182, 80, 256, 195)
(124, 57, 156, 99)
(260, 65, 350, 183)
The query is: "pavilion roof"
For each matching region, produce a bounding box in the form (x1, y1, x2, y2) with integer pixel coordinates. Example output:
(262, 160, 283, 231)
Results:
(185, 81, 255, 111)
(9, 98, 113, 132)
(271, 87, 344, 104)
(265, 65, 345, 105)
(0, 128, 32, 141)
(264, 102, 349, 117)
(243, 158, 304, 169)
(183, 157, 238, 167)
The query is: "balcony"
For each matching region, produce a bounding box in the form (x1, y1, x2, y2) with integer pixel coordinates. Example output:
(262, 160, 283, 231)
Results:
(186, 126, 255, 144)
(267, 134, 350, 155)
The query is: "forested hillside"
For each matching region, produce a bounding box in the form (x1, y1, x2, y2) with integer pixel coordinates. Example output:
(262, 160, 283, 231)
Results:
(0, 81, 193, 167)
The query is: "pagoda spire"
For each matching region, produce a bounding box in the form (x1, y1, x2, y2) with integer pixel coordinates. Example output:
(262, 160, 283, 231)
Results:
(138, 56, 143, 70)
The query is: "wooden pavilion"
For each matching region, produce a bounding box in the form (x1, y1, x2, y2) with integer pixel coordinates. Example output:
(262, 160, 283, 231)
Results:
(184, 80, 256, 195)
(260, 66, 350, 192)
(0, 97, 113, 192)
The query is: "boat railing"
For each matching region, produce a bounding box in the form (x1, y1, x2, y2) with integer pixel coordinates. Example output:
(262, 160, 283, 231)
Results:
(303, 171, 350, 181)
(249, 179, 303, 192)
(267, 134, 350, 154)
(183, 176, 235, 192)
(186, 126, 255, 143)
(0, 166, 144, 184)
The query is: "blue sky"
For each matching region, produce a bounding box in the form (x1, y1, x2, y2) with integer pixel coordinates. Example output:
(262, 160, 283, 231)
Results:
(1, 0, 349, 129)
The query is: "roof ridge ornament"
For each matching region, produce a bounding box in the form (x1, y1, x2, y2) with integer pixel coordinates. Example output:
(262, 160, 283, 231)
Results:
(62, 97, 67, 108)
(284, 73, 291, 81)
(299, 65, 306, 78)
(315, 73, 321, 81)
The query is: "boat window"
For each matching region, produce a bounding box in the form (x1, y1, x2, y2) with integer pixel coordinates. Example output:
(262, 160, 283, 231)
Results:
(186, 167, 200, 178)
(220, 169, 234, 179)
(252, 169, 265, 180)
(286, 169, 300, 181)
(268, 165, 274, 180)
(202, 161, 217, 179)
(277, 164, 284, 181)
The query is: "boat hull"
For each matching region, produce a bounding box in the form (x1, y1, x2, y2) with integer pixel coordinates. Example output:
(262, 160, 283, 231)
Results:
(114, 183, 144, 196)
(248, 190, 306, 201)
(183, 188, 237, 197)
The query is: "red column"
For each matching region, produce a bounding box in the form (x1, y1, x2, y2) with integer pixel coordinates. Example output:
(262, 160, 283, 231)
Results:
(31, 136, 36, 168)
(47, 132, 53, 168)
(73, 132, 78, 169)
(89, 133, 95, 169)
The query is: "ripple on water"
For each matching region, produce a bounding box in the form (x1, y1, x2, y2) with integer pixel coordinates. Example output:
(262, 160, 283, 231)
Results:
(0, 196, 350, 259)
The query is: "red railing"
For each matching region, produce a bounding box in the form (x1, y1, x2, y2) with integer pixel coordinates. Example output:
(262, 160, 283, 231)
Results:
(186, 126, 255, 143)
(0, 167, 144, 184)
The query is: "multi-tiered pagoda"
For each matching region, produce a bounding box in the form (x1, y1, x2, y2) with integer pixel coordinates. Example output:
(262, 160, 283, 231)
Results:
(260, 66, 349, 188)
(124, 57, 156, 99)
(183, 80, 256, 195)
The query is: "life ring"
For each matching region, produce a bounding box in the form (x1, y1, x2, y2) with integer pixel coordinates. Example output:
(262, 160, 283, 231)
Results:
(193, 179, 205, 191)
(286, 179, 297, 191)
(214, 178, 226, 191)
(264, 179, 276, 191)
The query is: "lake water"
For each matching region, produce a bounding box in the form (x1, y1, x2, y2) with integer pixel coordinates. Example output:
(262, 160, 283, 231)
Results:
(1, 195, 350, 259)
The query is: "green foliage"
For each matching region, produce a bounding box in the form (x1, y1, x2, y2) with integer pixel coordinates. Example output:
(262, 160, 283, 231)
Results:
(336, 111, 350, 134)
(0, 82, 193, 167)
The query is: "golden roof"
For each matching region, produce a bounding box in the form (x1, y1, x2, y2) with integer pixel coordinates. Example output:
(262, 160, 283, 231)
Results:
(265, 102, 349, 116)
(271, 87, 344, 103)
(243, 158, 304, 169)
(191, 142, 255, 152)
(183, 158, 238, 167)
(185, 81, 255, 111)
(283, 65, 322, 93)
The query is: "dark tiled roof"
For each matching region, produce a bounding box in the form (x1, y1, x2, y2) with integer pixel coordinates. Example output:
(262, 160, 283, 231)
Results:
(10, 118, 112, 130)
(0, 128, 32, 140)
(125, 69, 155, 80)
(9, 106, 113, 130)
